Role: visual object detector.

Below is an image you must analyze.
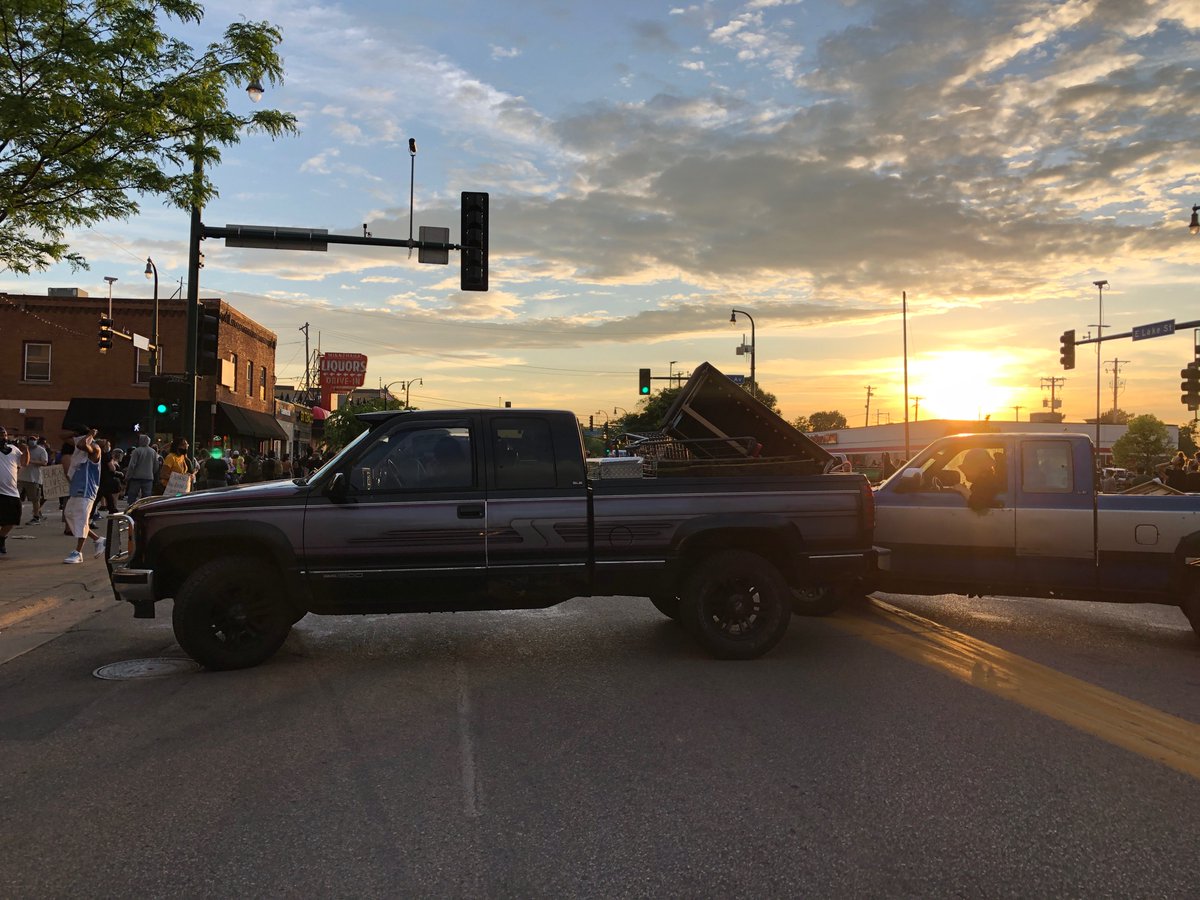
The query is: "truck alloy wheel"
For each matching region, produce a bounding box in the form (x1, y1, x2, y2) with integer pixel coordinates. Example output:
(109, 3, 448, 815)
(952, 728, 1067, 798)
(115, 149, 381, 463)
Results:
(171, 557, 292, 670)
(680, 549, 792, 659)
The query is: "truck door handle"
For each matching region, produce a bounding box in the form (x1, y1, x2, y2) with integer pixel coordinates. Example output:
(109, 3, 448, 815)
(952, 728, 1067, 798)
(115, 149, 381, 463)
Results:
(457, 504, 484, 519)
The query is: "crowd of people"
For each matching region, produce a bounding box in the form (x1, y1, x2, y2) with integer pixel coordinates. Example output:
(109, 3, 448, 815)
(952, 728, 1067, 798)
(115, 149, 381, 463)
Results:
(0, 426, 332, 563)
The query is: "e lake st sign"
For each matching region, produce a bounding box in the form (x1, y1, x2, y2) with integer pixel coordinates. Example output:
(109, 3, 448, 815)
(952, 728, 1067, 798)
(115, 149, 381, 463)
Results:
(1132, 319, 1175, 341)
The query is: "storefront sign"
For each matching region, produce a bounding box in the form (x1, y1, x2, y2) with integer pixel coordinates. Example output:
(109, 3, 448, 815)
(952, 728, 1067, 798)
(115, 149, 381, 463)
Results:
(318, 352, 369, 390)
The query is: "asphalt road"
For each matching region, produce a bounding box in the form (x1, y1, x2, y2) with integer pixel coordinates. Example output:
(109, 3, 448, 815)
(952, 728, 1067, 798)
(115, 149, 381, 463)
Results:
(1, 592, 1198, 897)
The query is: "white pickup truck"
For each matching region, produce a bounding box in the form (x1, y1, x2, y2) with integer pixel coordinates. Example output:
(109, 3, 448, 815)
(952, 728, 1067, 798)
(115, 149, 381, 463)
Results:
(871, 432, 1200, 640)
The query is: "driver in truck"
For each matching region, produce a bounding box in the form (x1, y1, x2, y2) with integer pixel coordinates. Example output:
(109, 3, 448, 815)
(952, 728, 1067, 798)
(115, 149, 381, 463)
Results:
(951, 447, 1006, 513)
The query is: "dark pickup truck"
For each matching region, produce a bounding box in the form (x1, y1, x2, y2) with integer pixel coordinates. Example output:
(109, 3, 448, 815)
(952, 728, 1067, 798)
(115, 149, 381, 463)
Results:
(107, 370, 876, 669)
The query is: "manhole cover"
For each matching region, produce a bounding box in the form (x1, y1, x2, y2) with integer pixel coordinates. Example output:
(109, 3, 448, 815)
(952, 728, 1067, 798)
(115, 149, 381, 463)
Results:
(93, 658, 200, 680)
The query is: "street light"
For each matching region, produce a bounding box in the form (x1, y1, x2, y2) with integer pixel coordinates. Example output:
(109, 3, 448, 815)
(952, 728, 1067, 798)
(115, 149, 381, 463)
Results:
(613, 406, 628, 417)
(730, 309, 755, 396)
(1190, 204, 1199, 235)
(144, 258, 160, 435)
(669, 360, 678, 388)
(1093, 279, 1108, 460)
(403, 377, 422, 408)
(181, 78, 277, 449)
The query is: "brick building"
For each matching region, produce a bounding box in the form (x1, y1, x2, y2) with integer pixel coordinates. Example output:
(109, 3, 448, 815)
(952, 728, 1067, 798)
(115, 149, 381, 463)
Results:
(0, 289, 285, 450)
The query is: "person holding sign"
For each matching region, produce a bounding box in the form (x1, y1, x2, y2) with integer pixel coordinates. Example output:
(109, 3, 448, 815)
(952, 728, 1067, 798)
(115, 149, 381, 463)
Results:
(63, 431, 104, 564)
(157, 440, 195, 495)
(0, 427, 31, 557)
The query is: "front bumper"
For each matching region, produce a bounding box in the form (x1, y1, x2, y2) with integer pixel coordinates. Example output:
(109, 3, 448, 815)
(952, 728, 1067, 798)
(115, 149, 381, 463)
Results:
(105, 514, 156, 616)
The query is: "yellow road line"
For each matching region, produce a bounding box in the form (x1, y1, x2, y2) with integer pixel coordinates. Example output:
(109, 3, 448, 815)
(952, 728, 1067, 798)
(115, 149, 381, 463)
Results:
(0, 596, 61, 630)
(830, 598, 1200, 781)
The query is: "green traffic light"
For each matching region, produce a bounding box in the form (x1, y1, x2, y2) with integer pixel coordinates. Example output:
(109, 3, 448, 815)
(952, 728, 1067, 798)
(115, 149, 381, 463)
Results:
(155, 402, 169, 414)
(640, 386, 650, 394)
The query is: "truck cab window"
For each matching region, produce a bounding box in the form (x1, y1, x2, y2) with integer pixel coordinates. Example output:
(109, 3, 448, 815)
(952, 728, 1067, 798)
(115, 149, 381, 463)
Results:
(912, 444, 1007, 511)
(492, 418, 557, 489)
(1022, 442, 1073, 493)
(349, 426, 473, 492)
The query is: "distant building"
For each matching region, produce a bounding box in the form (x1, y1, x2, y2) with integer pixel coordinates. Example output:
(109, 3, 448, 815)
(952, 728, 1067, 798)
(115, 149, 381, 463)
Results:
(0, 289, 284, 450)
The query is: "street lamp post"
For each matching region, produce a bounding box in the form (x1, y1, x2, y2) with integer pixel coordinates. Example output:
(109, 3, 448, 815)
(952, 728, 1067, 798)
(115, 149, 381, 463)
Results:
(403, 378, 423, 408)
(730, 309, 755, 396)
(1093, 279, 1108, 461)
(144, 257, 159, 436)
(1190, 204, 1199, 235)
(668, 360, 678, 388)
(182, 79, 267, 450)
(380, 380, 404, 409)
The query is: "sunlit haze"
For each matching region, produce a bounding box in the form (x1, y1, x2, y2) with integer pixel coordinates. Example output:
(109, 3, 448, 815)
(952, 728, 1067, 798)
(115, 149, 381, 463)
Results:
(5, 0, 1200, 427)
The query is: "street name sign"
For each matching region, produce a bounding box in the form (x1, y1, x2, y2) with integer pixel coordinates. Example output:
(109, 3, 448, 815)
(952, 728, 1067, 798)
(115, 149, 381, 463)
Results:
(1132, 319, 1175, 341)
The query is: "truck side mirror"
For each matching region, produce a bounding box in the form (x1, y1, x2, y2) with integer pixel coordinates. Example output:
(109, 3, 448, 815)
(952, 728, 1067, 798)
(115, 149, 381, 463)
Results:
(893, 468, 923, 493)
(325, 471, 349, 502)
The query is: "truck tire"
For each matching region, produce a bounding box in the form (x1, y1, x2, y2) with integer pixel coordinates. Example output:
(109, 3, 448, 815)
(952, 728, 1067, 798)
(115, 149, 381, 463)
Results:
(172, 557, 292, 670)
(791, 585, 845, 617)
(649, 594, 681, 620)
(679, 549, 792, 659)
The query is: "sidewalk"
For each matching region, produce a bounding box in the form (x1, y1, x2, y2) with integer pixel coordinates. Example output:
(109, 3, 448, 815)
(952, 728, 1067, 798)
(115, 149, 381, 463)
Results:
(0, 499, 122, 664)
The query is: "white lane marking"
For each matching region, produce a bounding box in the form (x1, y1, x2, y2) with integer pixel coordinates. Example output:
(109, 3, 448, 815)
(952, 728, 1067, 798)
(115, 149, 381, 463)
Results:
(456, 658, 481, 819)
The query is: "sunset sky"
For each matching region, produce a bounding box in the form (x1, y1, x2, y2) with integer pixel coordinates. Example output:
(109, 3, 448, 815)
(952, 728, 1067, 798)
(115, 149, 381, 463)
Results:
(5, 0, 1200, 426)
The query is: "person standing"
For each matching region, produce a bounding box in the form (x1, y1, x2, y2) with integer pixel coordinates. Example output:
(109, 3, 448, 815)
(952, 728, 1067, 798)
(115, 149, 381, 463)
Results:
(125, 434, 157, 506)
(63, 431, 104, 563)
(157, 439, 195, 494)
(200, 449, 231, 490)
(0, 427, 31, 556)
(17, 433, 47, 523)
(97, 439, 121, 514)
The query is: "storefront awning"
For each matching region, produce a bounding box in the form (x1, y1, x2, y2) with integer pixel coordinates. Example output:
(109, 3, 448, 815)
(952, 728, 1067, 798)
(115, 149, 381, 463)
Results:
(216, 402, 288, 441)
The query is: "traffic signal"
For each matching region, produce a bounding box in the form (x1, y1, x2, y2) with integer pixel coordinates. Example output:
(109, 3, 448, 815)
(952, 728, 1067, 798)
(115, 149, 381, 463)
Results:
(196, 304, 220, 376)
(98, 315, 114, 353)
(460, 191, 488, 292)
(1059, 329, 1075, 370)
(149, 375, 188, 424)
(639, 368, 651, 395)
(1181, 363, 1200, 408)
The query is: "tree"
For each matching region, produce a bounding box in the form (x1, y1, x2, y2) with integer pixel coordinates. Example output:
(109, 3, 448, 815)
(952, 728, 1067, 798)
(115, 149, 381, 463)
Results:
(1111, 414, 1172, 473)
(0, 0, 298, 274)
(621, 387, 682, 435)
(749, 385, 780, 415)
(808, 410, 848, 431)
(1179, 422, 1198, 457)
(791, 415, 811, 432)
(322, 397, 413, 450)
(1098, 408, 1132, 425)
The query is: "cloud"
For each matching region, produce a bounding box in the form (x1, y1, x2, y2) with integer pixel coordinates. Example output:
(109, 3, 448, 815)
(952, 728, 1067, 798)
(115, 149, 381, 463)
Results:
(490, 45, 521, 60)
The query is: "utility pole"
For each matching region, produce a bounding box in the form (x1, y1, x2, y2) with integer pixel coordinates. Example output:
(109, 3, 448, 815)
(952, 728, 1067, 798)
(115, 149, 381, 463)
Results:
(864, 385, 874, 427)
(912, 396, 923, 421)
(1013, 405, 1023, 422)
(299, 322, 311, 399)
(1040, 376, 1065, 419)
(1105, 358, 1130, 418)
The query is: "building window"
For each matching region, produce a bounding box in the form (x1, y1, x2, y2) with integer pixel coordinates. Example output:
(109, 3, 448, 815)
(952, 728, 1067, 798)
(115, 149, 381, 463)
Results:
(246, 360, 254, 396)
(23, 342, 51, 382)
(134, 348, 154, 384)
(259, 366, 267, 401)
(24, 416, 44, 434)
(231, 354, 238, 392)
